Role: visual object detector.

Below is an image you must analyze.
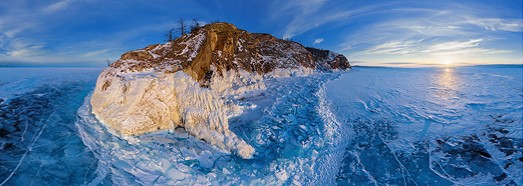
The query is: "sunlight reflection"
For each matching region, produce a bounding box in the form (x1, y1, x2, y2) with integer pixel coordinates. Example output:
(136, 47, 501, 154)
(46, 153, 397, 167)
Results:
(435, 68, 459, 100)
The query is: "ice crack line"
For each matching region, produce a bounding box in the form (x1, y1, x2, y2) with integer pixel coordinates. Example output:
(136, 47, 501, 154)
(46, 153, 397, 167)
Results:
(0, 109, 56, 186)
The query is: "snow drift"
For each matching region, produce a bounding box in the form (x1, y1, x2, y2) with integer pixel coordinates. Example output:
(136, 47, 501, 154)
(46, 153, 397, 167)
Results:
(90, 22, 350, 159)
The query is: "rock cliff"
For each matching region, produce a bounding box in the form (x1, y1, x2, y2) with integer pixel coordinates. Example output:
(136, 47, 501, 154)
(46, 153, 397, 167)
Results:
(90, 22, 350, 159)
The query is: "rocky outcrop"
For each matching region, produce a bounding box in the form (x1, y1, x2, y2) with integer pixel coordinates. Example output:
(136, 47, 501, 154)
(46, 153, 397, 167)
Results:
(90, 22, 350, 159)
(108, 22, 349, 85)
(305, 47, 351, 70)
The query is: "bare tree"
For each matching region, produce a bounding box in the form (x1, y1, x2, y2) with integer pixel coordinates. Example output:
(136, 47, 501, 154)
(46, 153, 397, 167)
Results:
(178, 18, 186, 36)
(164, 28, 174, 42)
(106, 59, 111, 67)
(190, 18, 201, 32)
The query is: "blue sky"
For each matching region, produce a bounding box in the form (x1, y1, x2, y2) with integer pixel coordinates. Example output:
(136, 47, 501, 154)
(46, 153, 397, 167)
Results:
(0, 0, 521, 67)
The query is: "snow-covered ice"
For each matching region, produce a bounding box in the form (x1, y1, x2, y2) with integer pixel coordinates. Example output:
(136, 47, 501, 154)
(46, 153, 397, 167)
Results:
(328, 66, 522, 185)
(1, 65, 522, 185)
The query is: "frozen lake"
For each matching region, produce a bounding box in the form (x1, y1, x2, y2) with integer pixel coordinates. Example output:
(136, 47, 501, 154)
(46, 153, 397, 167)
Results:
(0, 66, 521, 185)
(327, 66, 522, 185)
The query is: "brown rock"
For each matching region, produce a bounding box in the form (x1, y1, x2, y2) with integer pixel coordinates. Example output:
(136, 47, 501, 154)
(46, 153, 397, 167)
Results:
(110, 22, 350, 84)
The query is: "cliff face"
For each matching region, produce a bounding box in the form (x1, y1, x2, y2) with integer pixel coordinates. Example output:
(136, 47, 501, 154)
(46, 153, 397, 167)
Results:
(90, 22, 350, 159)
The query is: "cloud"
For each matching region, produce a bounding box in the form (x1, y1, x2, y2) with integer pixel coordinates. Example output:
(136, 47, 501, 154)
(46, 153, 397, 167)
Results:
(463, 18, 523, 32)
(353, 40, 419, 56)
(270, 0, 327, 18)
(83, 49, 111, 57)
(422, 39, 511, 56)
(0, 1, 60, 60)
(313, 38, 324, 44)
(42, 0, 72, 13)
(351, 37, 511, 60)
(283, 11, 351, 39)
(423, 39, 482, 53)
(287, 0, 327, 14)
(429, 47, 511, 56)
(1, 39, 45, 58)
(338, 43, 352, 52)
(273, 0, 380, 39)
(337, 2, 521, 64)
(0, 0, 159, 64)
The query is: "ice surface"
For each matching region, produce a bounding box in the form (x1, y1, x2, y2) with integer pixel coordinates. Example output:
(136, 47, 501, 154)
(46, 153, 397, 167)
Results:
(327, 66, 522, 185)
(77, 72, 346, 184)
(1, 66, 521, 185)
(0, 68, 102, 185)
(0, 68, 102, 101)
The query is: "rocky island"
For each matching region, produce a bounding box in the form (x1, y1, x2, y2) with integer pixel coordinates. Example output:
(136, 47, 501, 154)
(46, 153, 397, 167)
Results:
(90, 22, 350, 159)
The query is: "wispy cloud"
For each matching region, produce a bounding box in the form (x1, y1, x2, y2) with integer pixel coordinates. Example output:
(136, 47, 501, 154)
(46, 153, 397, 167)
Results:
(83, 49, 111, 57)
(42, 0, 72, 13)
(421, 39, 512, 56)
(423, 39, 483, 53)
(5, 39, 46, 58)
(463, 18, 523, 32)
(338, 2, 521, 64)
(429, 47, 512, 56)
(424, 39, 511, 56)
(354, 40, 418, 55)
(1, 1, 55, 62)
(272, 0, 380, 39)
(352, 38, 511, 58)
(283, 11, 352, 39)
(313, 38, 324, 44)
(0, 0, 168, 65)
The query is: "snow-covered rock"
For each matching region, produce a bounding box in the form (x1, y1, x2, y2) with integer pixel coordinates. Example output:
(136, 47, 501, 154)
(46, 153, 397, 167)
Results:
(90, 22, 350, 159)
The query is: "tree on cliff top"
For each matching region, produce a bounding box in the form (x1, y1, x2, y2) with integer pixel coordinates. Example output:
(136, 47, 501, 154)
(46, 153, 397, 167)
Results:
(164, 18, 189, 42)
(190, 18, 201, 32)
(164, 28, 174, 42)
(178, 18, 186, 36)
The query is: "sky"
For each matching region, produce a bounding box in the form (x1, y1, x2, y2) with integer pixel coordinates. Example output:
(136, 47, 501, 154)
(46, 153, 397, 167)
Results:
(0, 0, 521, 67)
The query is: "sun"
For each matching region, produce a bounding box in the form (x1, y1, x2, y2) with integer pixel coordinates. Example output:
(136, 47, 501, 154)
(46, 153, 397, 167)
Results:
(441, 58, 453, 66)
(440, 56, 454, 67)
